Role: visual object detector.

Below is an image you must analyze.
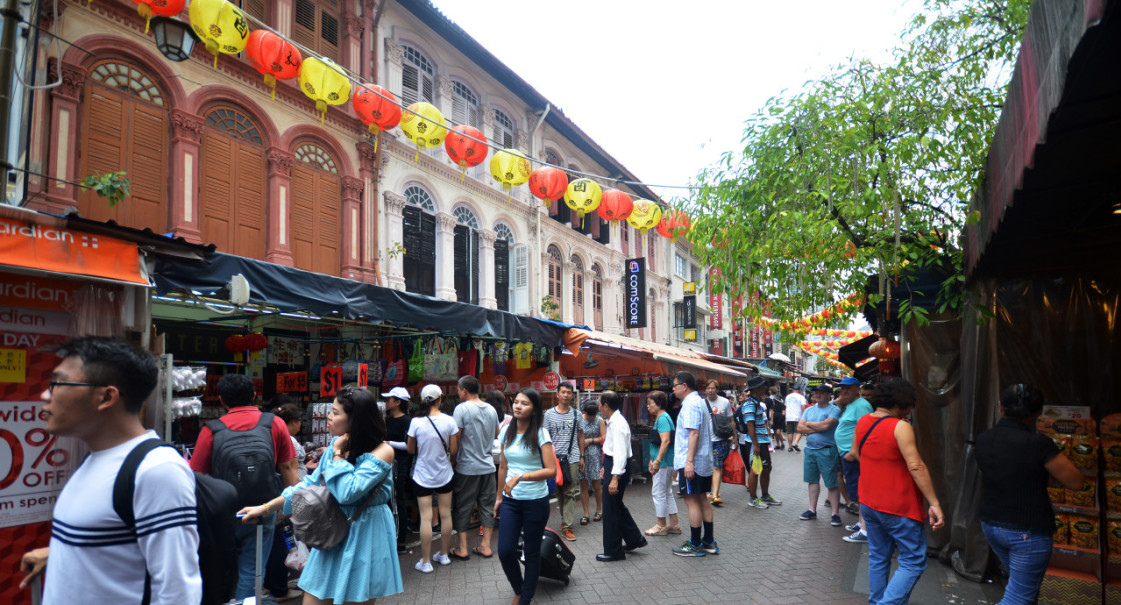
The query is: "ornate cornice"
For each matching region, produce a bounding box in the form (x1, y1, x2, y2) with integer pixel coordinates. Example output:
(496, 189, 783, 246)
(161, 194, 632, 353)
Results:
(357, 141, 378, 174)
(50, 60, 85, 101)
(437, 75, 454, 97)
(482, 107, 495, 128)
(383, 190, 407, 214)
(564, 261, 577, 272)
(344, 14, 365, 39)
(478, 230, 497, 246)
(342, 176, 364, 200)
(384, 39, 403, 66)
(170, 109, 205, 143)
(267, 148, 295, 175)
(39, 0, 66, 32)
(435, 211, 457, 231)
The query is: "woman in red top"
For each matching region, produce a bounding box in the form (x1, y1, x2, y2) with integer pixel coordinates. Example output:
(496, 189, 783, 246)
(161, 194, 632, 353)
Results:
(850, 378, 944, 605)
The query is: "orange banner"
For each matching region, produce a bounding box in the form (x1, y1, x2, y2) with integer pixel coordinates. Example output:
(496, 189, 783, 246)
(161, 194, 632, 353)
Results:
(0, 218, 148, 285)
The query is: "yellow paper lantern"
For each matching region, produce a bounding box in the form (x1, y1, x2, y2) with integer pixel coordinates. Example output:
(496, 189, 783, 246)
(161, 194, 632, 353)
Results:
(298, 58, 351, 125)
(400, 102, 448, 161)
(627, 199, 663, 235)
(189, 0, 250, 68)
(489, 148, 531, 195)
(563, 178, 602, 221)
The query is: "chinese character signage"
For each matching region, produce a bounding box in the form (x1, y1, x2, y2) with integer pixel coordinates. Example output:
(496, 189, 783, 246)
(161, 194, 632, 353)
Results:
(624, 258, 646, 329)
(709, 268, 722, 330)
(682, 295, 696, 329)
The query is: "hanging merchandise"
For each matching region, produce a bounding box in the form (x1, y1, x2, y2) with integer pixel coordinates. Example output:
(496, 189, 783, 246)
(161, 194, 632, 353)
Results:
(656, 210, 692, 243)
(424, 337, 459, 383)
(445, 126, 488, 181)
(298, 57, 351, 124)
(352, 84, 402, 149)
(400, 102, 448, 161)
(563, 178, 603, 226)
(513, 342, 533, 370)
(627, 199, 663, 235)
(491, 342, 508, 375)
(382, 341, 406, 388)
(134, 0, 186, 33)
(489, 148, 532, 198)
(528, 166, 568, 209)
(458, 340, 479, 378)
(245, 29, 302, 101)
(189, 0, 250, 68)
(407, 339, 426, 383)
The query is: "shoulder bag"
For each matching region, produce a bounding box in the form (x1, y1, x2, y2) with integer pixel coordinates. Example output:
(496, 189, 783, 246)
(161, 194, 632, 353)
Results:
(290, 462, 388, 550)
(705, 398, 735, 440)
(426, 414, 454, 467)
(857, 415, 893, 454)
(555, 408, 578, 486)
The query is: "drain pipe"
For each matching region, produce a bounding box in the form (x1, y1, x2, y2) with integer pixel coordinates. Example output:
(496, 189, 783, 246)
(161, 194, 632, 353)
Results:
(529, 103, 550, 317)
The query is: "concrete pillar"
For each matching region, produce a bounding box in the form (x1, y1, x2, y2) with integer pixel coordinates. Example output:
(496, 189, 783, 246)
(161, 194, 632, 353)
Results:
(40, 60, 84, 215)
(265, 147, 295, 266)
(382, 190, 406, 290)
(478, 229, 497, 309)
(356, 141, 379, 283)
(435, 211, 457, 301)
(562, 260, 576, 325)
(168, 109, 205, 243)
(341, 176, 364, 280)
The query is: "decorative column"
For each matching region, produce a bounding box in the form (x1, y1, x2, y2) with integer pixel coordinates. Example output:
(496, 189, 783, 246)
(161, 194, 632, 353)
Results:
(539, 251, 551, 319)
(265, 147, 295, 266)
(383, 39, 404, 101)
(437, 75, 455, 118)
(343, 15, 364, 74)
(341, 176, 364, 280)
(435, 212, 458, 301)
(478, 230, 497, 310)
(169, 109, 205, 243)
(357, 141, 378, 282)
(562, 260, 576, 325)
(40, 60, 84, 215)
(382, 191, 407, 290)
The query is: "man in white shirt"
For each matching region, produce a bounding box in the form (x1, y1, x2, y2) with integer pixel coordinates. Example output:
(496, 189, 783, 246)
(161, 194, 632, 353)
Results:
(784, 383, 808, 452)
(672, 371, 718, 557)
(703, 380, 737, 506)
(19, 337, 201, 605)
(595, 391, 645, 561)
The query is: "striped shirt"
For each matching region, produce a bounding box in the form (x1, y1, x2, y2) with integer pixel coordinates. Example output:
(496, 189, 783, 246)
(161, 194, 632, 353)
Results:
(45, 431, 201, 605)
(739, 396, 771, 444)
(674, 391, 714, 476)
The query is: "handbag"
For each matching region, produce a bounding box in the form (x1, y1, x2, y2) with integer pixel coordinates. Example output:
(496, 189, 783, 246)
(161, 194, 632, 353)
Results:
(705, 398, 735, 441)
(458, 343, 479, 378)
(424, 337, 458, 382)
(407, 339, 425, 383)
(555, 409, 578, 487)
(290, 471, 387, 551)
(426, 415, 453, 468)
(382, 342, 406, 388)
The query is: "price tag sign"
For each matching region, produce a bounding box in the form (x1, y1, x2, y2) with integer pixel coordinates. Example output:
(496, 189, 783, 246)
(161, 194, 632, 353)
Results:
(543, 372, 560, 390)
(357, 363, 368, 388)
(494, 375, 508, 391)
(582, 378, 596, 391)
(276, 372, 307, 393)
(320, 366, 343, 397)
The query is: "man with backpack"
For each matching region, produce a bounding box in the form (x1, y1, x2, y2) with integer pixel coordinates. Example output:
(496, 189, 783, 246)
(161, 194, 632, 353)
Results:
(739, 377, 781, 509)
(189, 374, 298, 600)
(19, 337, 201, 604)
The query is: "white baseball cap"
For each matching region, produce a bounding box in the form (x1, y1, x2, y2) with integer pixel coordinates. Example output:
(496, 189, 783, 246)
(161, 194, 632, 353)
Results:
(382, 386, 411, 401)
(420, 384, 443, 403)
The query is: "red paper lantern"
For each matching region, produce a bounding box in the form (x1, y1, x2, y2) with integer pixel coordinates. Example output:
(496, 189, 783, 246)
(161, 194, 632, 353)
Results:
(245, 30, 303, 100)
(134, 0, 186, 33)
(596, 189, 634, 223)
(245, 333, 268, 352)
(225, 335, 246, 353)
(352, 84, 402, 152)
(444, 126, 488, 180)
(528, 166, 568, 209)
(656, 210, 692, 243)
(868, 339, 901, 359)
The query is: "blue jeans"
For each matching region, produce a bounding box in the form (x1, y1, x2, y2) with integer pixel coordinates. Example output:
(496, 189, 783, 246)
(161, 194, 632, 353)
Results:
(235, 512, 275, 598)
(862, 505, 927, 604)
(982, 523, 1052, 605)
(497, 496, 550, 605)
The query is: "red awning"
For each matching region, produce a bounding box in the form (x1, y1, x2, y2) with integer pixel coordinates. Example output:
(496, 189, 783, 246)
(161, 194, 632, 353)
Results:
(0, 216, 149, 286)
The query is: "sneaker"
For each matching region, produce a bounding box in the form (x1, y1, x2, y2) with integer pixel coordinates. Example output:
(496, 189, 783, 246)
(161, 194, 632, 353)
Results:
(831, 514, 843, 527)
(415, 559, 434, 574)
(846, 502, 861, 515)
(846, 522, 862, 532)
(749, 497, 769, 509)
(761, 494, 782, 506)
(433, 552, 451, 566)
(561, 526, 576, 541)
(672, 540, 707, 557)
(843, 530, 869, 543)
(824, 499, 831, 508)
(799, 510, 817, 521)
(701, 540, 720, 555)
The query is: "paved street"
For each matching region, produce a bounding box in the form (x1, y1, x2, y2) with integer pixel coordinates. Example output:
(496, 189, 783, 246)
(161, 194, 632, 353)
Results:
(381, 448, 1006, 605)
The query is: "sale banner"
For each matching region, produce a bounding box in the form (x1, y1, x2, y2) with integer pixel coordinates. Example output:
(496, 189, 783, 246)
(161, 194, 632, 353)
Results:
(276, 371, 308, 393)
(321, 366, 343, 397)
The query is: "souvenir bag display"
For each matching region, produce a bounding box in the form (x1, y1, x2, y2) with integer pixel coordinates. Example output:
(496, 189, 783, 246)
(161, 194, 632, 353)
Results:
(340, 343, 362, 382)
(382, 341, 406, 388)
(407, 339, 426, 383)
(458, 338, 479, 377)
(424, 336, 459, 382)
(365, 342, 386, 387)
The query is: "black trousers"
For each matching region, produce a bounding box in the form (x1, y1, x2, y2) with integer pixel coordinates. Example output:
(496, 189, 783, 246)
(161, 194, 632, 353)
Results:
(601, 455, 643, 557)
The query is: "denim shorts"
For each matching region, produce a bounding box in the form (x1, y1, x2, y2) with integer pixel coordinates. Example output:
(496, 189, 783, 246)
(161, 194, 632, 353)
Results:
(803, 446, 839, 487)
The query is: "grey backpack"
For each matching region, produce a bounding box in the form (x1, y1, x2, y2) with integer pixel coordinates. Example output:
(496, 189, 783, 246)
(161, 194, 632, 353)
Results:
(290, 473, 387, 550)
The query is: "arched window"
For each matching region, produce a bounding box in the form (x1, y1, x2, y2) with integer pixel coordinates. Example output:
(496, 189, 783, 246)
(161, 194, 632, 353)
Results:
(492, 108, 516, 148)
(493, 222, 514, 312)
(80, 60, 169, 232)
(591, 264, 603, 331)
(453, 205, 479, 304)
(402, 183, 436, 296)
(493, 223, 514, 243)
(291, 142, 341, 275)
(401, 44, 434, 105)
(452, 81, 480, 128)
(544, 148, 562, 167)
(546, 245, 563, 318)
(571, 255, 584, 326)
(200, 106, 267, 260)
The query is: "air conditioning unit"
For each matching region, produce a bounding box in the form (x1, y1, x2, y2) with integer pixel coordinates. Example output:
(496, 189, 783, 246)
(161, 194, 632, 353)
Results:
(229, 273, 250, 306)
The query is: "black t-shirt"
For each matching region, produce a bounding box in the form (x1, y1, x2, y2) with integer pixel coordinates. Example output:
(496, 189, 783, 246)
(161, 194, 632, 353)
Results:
(770, 396, 786, 418)
(385, 412, 412, 470)
(974, 418, 1061, 535)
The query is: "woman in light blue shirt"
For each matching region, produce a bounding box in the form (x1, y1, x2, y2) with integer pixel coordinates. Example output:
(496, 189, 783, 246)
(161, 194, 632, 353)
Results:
(495, 388, 557, 605)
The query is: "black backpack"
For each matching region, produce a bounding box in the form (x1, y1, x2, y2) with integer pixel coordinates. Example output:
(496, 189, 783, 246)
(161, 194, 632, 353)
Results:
(114, 439, 240, 605)
(734, 401, 751, 435)
(207, 412, 280, 509)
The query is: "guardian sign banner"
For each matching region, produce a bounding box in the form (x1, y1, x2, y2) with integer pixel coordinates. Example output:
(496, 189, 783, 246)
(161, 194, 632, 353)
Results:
(625, 258, 646, 329)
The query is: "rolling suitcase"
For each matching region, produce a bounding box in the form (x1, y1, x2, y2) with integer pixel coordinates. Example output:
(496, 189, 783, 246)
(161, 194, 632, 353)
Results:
(520, 526, 575, 586)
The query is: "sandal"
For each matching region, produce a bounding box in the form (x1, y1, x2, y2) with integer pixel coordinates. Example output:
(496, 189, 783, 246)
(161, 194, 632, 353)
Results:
(592, 512, 602, 522)
(644, 525, 669, 536)
(666, 525, 683, 535)
(580, 515, 590, 525)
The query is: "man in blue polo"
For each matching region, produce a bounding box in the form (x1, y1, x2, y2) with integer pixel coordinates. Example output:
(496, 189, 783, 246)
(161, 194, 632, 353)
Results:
(836, 376, 874, 543)
(797, 384, 842, 526)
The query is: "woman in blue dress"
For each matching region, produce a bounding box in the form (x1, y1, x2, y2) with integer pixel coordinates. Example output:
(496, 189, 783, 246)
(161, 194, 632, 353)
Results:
(240, 387, 403, 604)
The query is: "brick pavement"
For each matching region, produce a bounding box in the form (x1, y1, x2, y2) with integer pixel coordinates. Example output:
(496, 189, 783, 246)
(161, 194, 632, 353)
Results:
(367, 447, 1005, 604)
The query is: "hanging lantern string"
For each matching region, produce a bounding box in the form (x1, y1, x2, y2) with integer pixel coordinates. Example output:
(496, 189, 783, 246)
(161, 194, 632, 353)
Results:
(233, 12, 697, 201)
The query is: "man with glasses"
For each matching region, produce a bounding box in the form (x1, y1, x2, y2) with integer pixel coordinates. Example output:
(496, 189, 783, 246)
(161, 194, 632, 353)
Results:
(670, 371, 719, 557)
(19, 337, 201, 604)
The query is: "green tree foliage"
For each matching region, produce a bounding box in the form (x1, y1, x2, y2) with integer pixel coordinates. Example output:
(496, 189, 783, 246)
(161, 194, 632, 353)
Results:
(686, 0, 1031, 330)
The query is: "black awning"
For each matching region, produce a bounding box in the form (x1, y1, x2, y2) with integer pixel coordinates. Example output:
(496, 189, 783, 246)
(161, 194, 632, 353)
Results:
(838, 335, 877, 369)
(153, 251, 572, 348)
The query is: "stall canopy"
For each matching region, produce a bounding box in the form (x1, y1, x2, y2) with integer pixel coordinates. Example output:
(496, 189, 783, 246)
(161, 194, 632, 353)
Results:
(561, 328, 750, 384)
(0, 211, 150, 286)
(154, 251, 573, 348)
(652, 353, 746, 380)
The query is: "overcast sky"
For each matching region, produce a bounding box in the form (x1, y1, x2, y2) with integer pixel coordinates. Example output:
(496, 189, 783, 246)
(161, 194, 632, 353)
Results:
(428, 0, 920, 203)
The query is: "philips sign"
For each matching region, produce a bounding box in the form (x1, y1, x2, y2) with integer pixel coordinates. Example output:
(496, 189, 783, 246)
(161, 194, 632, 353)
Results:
(625, 258, 646, 329)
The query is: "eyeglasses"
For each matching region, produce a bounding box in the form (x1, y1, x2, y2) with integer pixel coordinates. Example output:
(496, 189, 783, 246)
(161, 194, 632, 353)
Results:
(672, 382, 682, 387)
(47, 381, 107, 394)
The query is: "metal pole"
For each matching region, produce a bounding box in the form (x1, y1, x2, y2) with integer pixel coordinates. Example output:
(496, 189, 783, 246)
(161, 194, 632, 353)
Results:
(0, 0, 22, 187)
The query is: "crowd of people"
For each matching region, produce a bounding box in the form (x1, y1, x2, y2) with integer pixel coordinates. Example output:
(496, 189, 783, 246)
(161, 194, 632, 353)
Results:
(17, 336, 1073, 605)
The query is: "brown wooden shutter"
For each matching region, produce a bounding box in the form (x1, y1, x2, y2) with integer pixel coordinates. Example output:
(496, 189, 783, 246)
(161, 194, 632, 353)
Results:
(199, 131, 235, 254)
(292, 0, 317, 50)
(291, 163, 316, 270)
(200, 131, 266, 259)
(235, 144, 266, 259)
(317, 171, 340, 275)
(291, 163, 340, 276)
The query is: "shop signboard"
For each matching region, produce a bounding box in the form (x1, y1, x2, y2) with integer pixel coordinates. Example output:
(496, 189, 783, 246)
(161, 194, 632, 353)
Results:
(682, 295, 696, 329)
(624, 258, 646, 329)
(709, 268, 723, 330)
(321, 366, 343, 397)
(494, 374, 508, 391)
(543, 371, 560, 390)
(582, 378, 596, 391)
(505, 381, 520, 393)
(276, 372, 308, 393)
(531, 381, 546, 391)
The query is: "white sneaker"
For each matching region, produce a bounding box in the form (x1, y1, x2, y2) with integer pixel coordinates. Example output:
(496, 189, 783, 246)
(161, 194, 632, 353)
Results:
(845, 522, 862, 532)
(433, 552, 451, 566)
(843, 530, 869, 544)
(415, 559, 434, 573)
